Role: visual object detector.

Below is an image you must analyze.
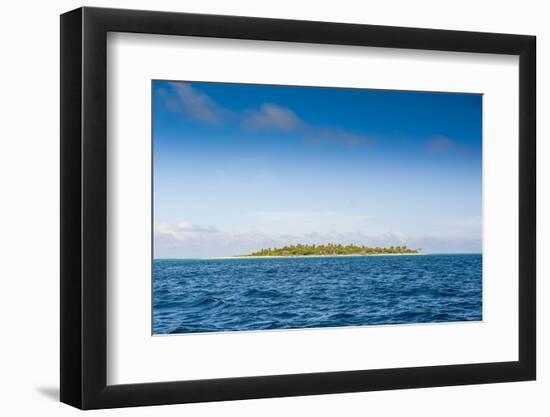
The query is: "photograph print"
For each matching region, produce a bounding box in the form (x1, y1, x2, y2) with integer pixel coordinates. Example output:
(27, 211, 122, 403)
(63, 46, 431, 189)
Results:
(152, 80, 482, 335)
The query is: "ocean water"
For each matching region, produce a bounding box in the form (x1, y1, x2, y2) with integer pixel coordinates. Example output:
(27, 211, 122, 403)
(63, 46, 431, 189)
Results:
(153, 254, 482, 335)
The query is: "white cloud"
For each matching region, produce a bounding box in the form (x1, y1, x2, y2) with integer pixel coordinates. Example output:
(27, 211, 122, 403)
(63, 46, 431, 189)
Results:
(154, 219, 481, 258)
(154, 220, 272, 258)
(242, 103, 373, 146)
(427, 135, 478, 159)
(154, 221, 219, 244)
(158, 82, 373, 146)
(242, 103, 303, 132)
(428, 135, 454, 153)
(160, 82, 231, 125)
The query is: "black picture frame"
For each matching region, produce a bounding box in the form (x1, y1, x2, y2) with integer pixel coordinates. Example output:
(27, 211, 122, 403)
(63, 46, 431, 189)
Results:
(60, 6, 536, 410)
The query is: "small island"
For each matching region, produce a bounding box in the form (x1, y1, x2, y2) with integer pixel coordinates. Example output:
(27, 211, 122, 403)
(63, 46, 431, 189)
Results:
(238, 244, 420, 258)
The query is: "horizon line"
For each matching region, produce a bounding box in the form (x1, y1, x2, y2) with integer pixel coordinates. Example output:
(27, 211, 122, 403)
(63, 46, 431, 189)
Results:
(154, 252, 483, 260)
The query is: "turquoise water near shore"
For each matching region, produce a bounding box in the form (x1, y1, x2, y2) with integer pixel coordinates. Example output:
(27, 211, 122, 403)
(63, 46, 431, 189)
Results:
(153, 254, 482, 334)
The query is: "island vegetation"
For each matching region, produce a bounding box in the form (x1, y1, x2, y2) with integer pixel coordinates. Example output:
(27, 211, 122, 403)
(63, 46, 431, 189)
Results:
(242, 244, 420, 257)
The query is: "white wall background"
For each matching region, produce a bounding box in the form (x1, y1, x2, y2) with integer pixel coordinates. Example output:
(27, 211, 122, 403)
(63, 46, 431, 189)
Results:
(0, 0, 545, 415)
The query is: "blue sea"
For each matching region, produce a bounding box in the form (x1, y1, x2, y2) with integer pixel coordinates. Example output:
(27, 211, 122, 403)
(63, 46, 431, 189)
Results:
(153, 254, 482, 335)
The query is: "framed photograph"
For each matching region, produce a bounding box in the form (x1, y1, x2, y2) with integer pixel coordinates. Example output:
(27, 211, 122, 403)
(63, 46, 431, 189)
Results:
(60, 7, 536, 409)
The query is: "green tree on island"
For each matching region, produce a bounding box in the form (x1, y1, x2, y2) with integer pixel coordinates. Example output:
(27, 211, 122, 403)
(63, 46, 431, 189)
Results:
(243, 244, 420, 257)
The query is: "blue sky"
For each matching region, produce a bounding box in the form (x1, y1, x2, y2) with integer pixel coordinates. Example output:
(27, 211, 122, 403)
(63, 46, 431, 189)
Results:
(153, 80, 482, 258)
